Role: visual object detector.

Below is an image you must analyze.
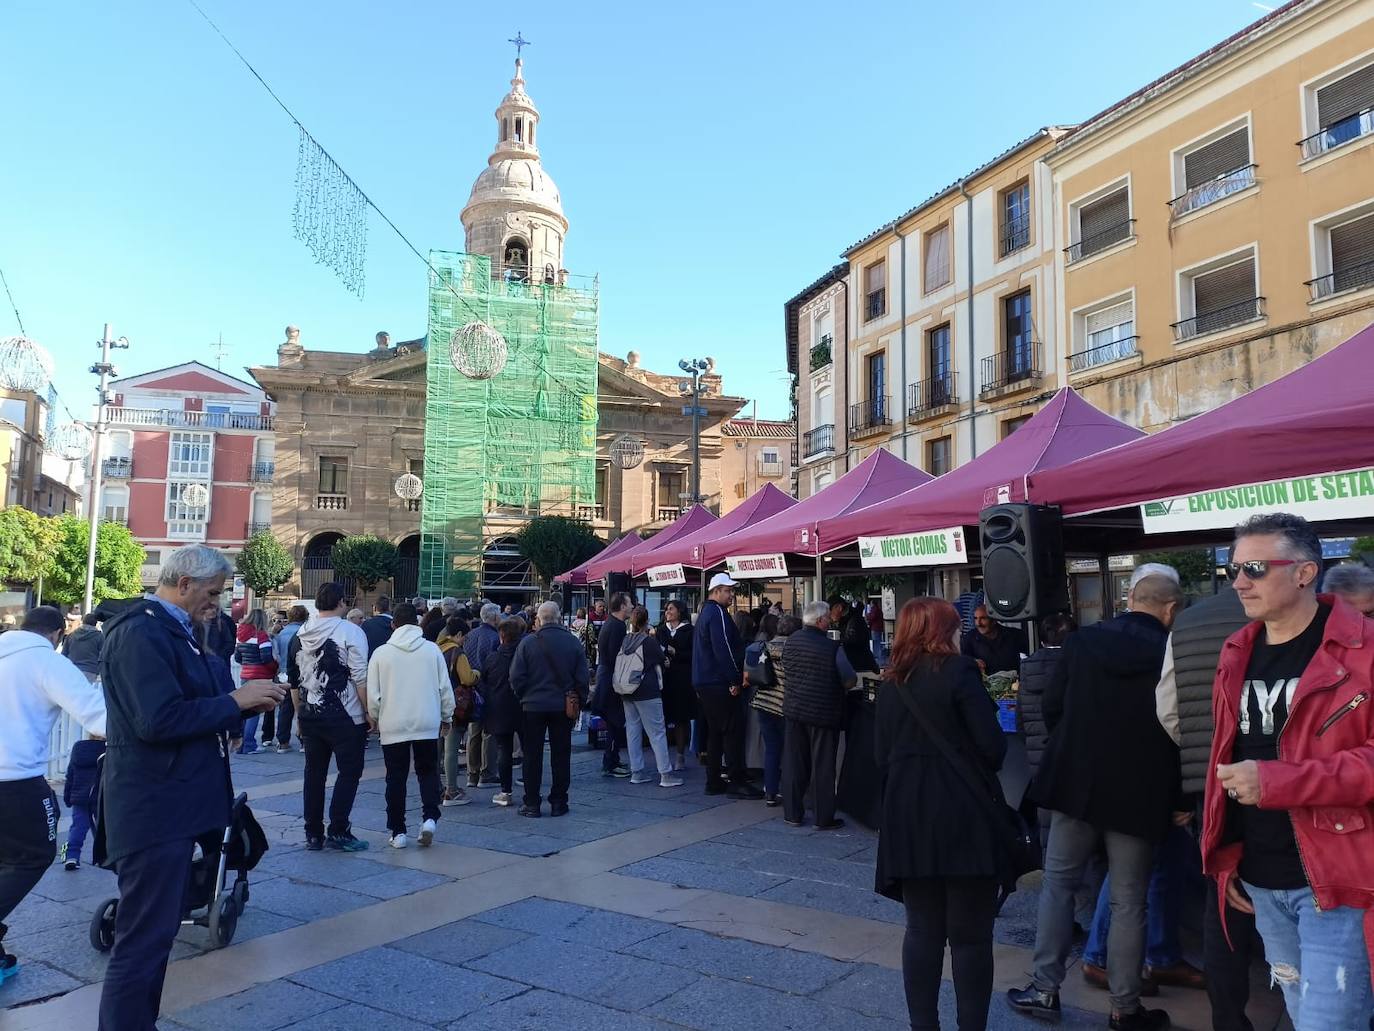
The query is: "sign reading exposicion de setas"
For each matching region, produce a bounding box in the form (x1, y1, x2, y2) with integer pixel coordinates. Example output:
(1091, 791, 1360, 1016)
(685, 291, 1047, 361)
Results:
(1141, 467, 1374, 534)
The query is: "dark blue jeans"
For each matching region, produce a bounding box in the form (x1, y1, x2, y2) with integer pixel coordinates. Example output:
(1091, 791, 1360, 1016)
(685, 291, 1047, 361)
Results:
(1084, 824, 1194, 968)
(66, 803, 92, 858)
(756, 710, 784, 796)
(276, 691, 295, 745)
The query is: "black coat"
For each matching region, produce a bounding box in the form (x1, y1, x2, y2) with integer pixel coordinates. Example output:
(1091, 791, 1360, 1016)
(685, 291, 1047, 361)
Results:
(875, 655, 1008, 899)
(510, 624, 590, 714)
(591, 615, 628, 724)
(61, 625, 103, 676)
(63, 738, 106, 807)
(655, 621, 697, 724)
(479, 641, 523, 736)
(361, 614, 393, 658)
(781, 626, 847, 729)
(98, 600, 243, 866)
(838, 609, 878, 674)
(1029, 611, 1178, 842)
(1016, 646, 1064, 783)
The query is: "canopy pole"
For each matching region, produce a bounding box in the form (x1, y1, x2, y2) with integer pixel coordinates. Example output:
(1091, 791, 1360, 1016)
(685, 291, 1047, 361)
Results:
(1098, 553, 1111, 620)
(815, 554, 824, 606)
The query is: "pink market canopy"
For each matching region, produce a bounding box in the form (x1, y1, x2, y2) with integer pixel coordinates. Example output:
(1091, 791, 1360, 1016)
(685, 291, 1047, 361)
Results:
(580, 504, 718, 580)
(822, 388, 1145, 543)
(704, 448, 932, 566)
(630, 483, 797, 575)
(1028, 323, 1374, 518)
(554, 533, 639, 585)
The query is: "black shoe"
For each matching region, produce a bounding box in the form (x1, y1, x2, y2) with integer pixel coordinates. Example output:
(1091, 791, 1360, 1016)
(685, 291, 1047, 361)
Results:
(479, 775, 500, 786)
(550, 802, 569, 817)
(1109, 1006, 1170, 1031)
(518, 805, 541, 818)
(763, 793, 781, 807)
(305, 835, 324, 851)
(704, 780, 727, 796)
(783, 816, 804, 827)
(726, 782, 764, 800)
(1006, 985, 1061, 1022)
(816, 818, 846, 831)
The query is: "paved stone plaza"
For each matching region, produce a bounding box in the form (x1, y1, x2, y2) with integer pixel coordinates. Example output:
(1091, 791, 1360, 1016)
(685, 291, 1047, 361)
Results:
(2, 741, 1282, 1030)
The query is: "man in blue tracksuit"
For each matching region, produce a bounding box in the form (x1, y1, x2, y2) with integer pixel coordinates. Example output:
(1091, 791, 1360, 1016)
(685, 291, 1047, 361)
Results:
(692, 573, 763, 799)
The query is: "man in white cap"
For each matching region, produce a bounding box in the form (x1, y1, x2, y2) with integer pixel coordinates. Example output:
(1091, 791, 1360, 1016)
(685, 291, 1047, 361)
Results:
(691, 573, 763, 799)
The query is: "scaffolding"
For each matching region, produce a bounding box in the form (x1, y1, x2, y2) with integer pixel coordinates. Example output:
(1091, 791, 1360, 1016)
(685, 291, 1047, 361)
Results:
(421, 251, 599, 596)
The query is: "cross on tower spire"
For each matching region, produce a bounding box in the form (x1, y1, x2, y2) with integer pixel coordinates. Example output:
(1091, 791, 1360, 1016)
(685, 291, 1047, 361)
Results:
(508, 31, 531, 59)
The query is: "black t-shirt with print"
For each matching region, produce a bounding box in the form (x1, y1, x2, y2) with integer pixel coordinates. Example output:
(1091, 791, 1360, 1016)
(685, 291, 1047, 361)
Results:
(1230, 603, 1330, 890)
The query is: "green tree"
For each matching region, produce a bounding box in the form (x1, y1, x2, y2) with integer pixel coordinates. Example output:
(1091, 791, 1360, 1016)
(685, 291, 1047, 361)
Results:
(330, 534, 399, 594)
(0, 507, 60, 586)
(237, 531, 294, 597)
(44, 515, 144, 606)
(1138, 548, 1215, 591)
(515, 516, 603, 591)
(1352, 536, 1374, 566)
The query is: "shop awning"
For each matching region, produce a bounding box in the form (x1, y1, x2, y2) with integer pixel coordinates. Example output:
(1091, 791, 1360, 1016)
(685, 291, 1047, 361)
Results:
(630, 483, 797, 576)
(554, 533, 639, 585)
(581, 504, 717, 580)
(704, 448, 932, 566)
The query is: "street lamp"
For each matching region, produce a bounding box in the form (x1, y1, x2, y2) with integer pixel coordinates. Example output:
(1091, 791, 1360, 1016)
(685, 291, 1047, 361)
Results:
(84, 325, 130, 613)
(677, 358, 709, 506)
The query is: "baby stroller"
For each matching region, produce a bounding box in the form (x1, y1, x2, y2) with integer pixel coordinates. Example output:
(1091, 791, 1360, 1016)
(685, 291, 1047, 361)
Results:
(90, 791, 268, 952)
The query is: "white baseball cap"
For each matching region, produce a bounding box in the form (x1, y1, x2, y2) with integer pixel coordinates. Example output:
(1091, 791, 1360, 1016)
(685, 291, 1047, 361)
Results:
(708, 572, 738, 590)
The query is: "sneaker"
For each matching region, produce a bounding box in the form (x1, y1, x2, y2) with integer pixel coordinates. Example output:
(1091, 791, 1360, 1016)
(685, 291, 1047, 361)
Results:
(518, 804, 541, 818)
(816, 818, 846, 831)
(276, 742, 292, 753)
(441, 788, 471, 807)
(550, 802, 569, 817)
(466, 780, 480, 790)
(325, 832, 369, 852)
(726, 782, 764, 800)
(763, 793, 781, 807)
(1109, 1006, 1171, 1031)
(64, 858, 79, 871)
(492, 791, 512, 807)
(305, 835, 324, 851)
(0, 952, 17, 983)
(629, 770, 654, 785)
(659, 773, 685, 788)
(418, 819, 436, 846)
(56, 842, 67, 864)
(389, 833, 408, 849)
(783, 817, 804, 828)
(1006, 985, 1061, 1021)
(608, 764, 631, 778)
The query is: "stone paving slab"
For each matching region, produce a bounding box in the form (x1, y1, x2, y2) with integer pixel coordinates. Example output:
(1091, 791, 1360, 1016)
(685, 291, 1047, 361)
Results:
(0, 960, 85, 1008)
(168, 979, 345, 1030)
(624, 924, 854, 992)
(279, 1002, 414, 1029)
(392, 919, 530, 968)
(645, 972, 905, 1031)
(245, 878, 377, 923)
(615, 855, 790, 896)
(470, 899, 667, 950)
(345, 865, 452, 900)
(445, 988, 686, 1030)
(756, 877, 906, 924)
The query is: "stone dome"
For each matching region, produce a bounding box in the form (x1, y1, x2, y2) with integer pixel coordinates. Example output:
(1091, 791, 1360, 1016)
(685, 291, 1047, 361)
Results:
(464, 157, 564, 223)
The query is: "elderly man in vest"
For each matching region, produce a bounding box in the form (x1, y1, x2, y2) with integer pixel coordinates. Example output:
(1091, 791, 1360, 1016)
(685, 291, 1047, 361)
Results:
(781, 600, 857, 830)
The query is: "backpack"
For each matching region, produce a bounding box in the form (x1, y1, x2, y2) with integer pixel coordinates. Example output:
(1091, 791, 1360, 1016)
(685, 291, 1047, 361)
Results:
(439, 639, 479, 724)
(612, 634, 647, 696)
(743, 640, 775, 686)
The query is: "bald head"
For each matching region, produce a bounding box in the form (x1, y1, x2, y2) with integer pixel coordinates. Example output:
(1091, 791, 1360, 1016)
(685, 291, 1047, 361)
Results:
(1130, 574, 1185, 628)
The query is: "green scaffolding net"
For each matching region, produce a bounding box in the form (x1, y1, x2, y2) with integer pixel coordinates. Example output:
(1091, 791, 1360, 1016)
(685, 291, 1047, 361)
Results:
(421, 251, 599, 596)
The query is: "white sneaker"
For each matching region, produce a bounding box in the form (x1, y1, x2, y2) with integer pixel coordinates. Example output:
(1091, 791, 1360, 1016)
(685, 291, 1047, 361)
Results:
(492, 791, 512, 807)
(389, 833, 408, 849)
(629, 770, 655, 785)
(418, 819, 435, 847)
(659, 773, 685, 788)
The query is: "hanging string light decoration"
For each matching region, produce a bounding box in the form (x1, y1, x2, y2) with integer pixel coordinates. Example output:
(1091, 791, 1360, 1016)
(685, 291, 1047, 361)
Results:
(449, 321, 509, 380)
(610, 434, 645, 470)
(293, 127, 368, 297)
(0, 336, 53, 393)
(182, 483, 210, 508)
(49, 422, 93, 461)
(394, 473, 423, 500)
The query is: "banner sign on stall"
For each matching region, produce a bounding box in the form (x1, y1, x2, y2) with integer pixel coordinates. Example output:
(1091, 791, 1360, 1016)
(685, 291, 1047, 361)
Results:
(858, 527, 965, 568)
(645, 564, 687, 587)
(1140, 466, 1374, 534)
(725, 553, 789, 579)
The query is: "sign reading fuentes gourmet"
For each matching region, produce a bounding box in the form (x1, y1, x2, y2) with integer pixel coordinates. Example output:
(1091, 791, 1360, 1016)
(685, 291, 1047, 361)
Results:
(1141, 466, 1374, 534)
(725, 554, 789, 579)
(858, 527, 965, 569)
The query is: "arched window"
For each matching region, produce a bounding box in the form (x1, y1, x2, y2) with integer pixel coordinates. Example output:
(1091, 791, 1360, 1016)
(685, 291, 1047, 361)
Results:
(514, 117, 523, 142)
(503, 238, 530, 281)
(501, 118, 509, 142)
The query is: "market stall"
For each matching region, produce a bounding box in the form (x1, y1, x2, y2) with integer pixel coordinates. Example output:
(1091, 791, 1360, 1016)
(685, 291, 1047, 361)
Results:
(579, 504, 718, 583)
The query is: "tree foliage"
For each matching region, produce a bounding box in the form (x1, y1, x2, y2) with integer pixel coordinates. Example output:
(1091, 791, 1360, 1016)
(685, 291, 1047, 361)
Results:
(237, 531, 295, 597)
(330, 534, 399, 593)
(43, 515, 144, 606)
(1352, 536, 1374, 566)
(0, 507, 61, 586)
(1137, 548, 1216, 591)
(515, 516, 603, 590)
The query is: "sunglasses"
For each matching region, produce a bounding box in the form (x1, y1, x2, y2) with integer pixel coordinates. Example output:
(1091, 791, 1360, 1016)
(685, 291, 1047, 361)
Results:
(1226, 559, 1299, 581)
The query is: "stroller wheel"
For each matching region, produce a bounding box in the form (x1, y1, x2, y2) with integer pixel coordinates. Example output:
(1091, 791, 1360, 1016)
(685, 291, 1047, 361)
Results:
(232, 879, 249, 913)
(89, 897, 118, 952)
(207, 891, 238, 949)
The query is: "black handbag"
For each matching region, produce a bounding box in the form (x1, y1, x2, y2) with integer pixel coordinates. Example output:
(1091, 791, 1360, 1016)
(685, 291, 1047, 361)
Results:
(893, 682, 1038, 902)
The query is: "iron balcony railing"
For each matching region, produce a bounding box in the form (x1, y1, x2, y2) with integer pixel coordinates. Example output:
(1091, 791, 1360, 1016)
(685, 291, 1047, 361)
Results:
(757, 459, 785, 478)
(102, 407, 275, 431)
(247, 521, 272, 536)
(1168, 165, 1257, 218)
(980, 343, 1042, 394)
(1306, 259, 1374, 301)
(907, 373, 957, 419)
(999, 213, 1030, 257)
(803, 424, 835, 458)
(865, 289, 886, 321)
(809, 336, 832, 371)
(250, 462, 275, 483)
(314, 494, 348, 511)
(1298, 108, 1374, 161)
(848, 397, 891, 436)
(1065, 219, 1136, 264)
(1068, 335, 1140, 373)
(102, 457, 132, 478)
(1171, 297, 1265, 342)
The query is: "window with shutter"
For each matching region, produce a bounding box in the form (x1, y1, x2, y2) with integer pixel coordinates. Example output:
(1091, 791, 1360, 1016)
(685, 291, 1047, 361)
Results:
(1184, 128, 1251, 188)
(1331, 213, 1374, 292)
(1074, 299, 1137, 369)
(1076, 187, 1131, 257)
(1190, 258, 1257, 336)
(1084, 300, 1133, 339)
(923, 225, 951, 293)
(1317, 64, 1374, 127)
(865, 260, 886, 320)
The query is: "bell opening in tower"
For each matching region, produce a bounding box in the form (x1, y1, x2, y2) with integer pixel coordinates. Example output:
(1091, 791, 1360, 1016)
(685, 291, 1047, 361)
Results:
(502, 238, 530, 282)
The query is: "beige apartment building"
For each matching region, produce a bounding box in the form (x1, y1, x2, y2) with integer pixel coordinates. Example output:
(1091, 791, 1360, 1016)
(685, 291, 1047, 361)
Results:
(720, 417, 795, 511)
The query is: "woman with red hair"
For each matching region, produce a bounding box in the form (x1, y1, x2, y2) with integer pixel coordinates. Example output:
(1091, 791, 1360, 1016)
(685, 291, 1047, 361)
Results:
(876, 596, 1008, 1031)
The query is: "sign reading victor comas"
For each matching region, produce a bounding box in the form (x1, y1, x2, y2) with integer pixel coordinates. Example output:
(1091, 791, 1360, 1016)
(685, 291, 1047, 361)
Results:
(725, 554, 789, 579)
(645, 564, 687, 587)
(858, 527, 965, 568)
(1141, 467, 1374, 534)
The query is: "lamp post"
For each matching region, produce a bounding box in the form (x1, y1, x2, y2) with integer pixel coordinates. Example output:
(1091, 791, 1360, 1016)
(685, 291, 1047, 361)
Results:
(677, 358, 709, 505)
(83, 324, 129, 612)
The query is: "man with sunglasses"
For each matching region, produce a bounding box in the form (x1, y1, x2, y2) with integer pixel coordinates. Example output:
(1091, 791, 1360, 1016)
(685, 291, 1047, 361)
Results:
(1202, 513, 1374, 1031)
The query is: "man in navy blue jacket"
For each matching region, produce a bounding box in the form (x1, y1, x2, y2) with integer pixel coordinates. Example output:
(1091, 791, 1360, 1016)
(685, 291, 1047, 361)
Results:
(96, 545, 283, 1031)
(692, 573, 763, 799)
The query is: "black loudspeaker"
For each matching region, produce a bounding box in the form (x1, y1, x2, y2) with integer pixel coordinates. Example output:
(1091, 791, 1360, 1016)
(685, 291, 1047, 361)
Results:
(606, 573, 632, 596)
(979, 503, 1068, 621)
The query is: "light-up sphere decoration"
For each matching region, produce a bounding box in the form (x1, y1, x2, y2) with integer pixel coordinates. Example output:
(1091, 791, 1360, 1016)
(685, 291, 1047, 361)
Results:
(394, 473, 423, 500)
(610, 434, 645, 470)
(0, 336, 54, 393)
(182, 483, 210, 508)
(49, 422, 93, 460)
(448, 321, 509, 380)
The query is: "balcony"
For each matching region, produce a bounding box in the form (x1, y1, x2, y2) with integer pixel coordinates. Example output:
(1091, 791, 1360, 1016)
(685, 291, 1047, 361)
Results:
(314, 494, 349, 511)
(809, 335, 832, 372)
(167, 520, 207, 542)
(980, 344, 1043, 397)
(102, 457, 132, 479)
(655, 506, 681, 522)
(102, 407, 275, 431)
(250, 462, 275, 483)
(848, 397, 891, 440)
(406, 499, 421, 512)
(999, 213, 1030, 257)
(1065, 220, 1136, 264)
(907, 373, 958, 422)
(803, 424, 835, 459)
(1172, 297, 1265, 342)
(864, 289, 886, 322)
(247, 521, 272, 536)
(757, 459, 785, 478)
(575, 503, 605, 521)
(1307, 259, 1374, 301)
(1298, 108, 1374, 161)
(1069, 335, 1140, 373)
(1168, 165, 1256, 219)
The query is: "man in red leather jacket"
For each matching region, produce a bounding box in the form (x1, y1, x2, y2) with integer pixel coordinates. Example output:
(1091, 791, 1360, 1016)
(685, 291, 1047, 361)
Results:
(1202, 513, 1374, 1031)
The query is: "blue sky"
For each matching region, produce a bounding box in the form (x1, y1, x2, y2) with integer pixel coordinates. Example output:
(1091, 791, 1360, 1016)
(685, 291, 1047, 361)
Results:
(4, 0, 1271, 423)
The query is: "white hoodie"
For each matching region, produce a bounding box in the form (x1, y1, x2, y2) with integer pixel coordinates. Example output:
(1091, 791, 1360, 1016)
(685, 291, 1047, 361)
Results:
(366, 624, 454, 745)
(0, 630, 107, 781)
(292, 614, 369, 724)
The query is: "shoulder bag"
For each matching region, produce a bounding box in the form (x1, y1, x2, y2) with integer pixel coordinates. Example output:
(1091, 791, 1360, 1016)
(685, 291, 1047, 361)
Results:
(534, 632, 581, 720)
